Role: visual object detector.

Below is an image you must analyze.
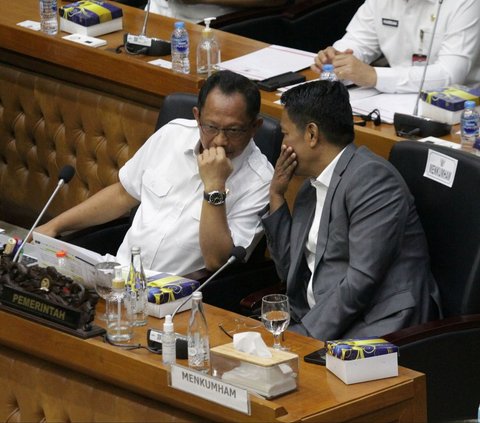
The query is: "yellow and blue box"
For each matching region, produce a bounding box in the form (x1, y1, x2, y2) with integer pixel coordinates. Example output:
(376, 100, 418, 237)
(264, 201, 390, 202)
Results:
(146, 273, 200, 319)
(420, 85, 480, 124)
(326, 337, 398, 384)
(59, 1, 123, 37)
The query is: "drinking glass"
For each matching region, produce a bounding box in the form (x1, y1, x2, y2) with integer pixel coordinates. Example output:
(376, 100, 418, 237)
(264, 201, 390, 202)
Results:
(94, 261, 120, 321)
(261, 294, 290, 350)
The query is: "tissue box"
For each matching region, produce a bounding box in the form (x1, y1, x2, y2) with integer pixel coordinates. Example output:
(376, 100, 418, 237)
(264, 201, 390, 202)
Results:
(146, 273, 200, 319)
(210, 343, 299, 399)
(420, 85, 480, 124)
(326, 337, 398, 384)
(59, 1, 123, 37)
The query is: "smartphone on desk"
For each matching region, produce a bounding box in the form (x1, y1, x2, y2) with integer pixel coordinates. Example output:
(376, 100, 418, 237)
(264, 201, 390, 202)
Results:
(304, 347, 327, 366)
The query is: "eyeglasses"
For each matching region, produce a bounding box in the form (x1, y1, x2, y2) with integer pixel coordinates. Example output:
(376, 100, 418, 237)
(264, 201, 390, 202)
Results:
(354, 109, 382, 127)
(199, 122, 252, 140)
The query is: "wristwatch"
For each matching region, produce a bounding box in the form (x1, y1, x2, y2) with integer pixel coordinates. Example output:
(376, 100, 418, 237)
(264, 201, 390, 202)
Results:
(203, 190, 228, 206)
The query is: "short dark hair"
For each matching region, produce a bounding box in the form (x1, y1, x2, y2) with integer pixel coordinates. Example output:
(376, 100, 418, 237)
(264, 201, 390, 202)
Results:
(197, 70, 261, 121)
(280, 81, 354, 148)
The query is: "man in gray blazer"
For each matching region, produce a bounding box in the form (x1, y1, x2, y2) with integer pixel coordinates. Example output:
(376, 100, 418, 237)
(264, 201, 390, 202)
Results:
(262, 81, 441, 341)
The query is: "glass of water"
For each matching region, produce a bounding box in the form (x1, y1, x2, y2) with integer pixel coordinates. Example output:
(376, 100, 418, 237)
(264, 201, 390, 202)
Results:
(94, 261, 120, 321)
(261, 294, 290, 350)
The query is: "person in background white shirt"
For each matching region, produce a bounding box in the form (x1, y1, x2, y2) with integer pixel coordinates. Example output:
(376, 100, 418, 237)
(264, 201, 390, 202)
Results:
(312, 0, 480, 93)
(149, 0, 288, 23)
(35, 71, 273, 275)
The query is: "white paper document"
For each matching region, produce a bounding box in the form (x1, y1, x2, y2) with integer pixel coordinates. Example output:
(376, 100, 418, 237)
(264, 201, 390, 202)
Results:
(31, 232, 104, 288)
(218, 45, 316, 81)
(350, 93, 417, 124)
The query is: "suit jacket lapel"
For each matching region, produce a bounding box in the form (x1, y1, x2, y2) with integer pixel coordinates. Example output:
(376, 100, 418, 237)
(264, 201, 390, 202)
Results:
(314, 144, 357, 272)
(290, 183, 316, 282)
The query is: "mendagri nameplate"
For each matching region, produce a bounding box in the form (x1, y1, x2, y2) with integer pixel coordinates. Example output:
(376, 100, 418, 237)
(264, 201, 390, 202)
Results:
(169, 364, 250, 415)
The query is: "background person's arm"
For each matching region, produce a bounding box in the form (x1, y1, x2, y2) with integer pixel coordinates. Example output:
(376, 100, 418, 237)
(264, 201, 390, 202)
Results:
(35, 182, 139, 239)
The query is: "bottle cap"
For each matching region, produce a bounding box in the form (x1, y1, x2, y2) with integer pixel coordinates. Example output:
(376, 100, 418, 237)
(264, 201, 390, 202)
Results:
(174, 21, 185, 29)
(56, 250, 66, 258)
(192, 291, 202, 300)
(164, 314, 174, 332)
(323, 64, 334, 72)
(131, 246, 141, 254)
(464, 100, 476, 109)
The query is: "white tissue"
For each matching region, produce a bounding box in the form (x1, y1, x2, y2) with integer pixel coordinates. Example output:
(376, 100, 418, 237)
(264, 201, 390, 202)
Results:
(233, 332, 272, 358)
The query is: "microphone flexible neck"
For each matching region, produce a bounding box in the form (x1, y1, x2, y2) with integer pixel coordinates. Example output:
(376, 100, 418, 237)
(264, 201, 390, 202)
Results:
(413, 0, 444, 116)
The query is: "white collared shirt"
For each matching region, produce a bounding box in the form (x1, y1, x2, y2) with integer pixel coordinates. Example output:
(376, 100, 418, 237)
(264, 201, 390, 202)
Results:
(305, 149, 345, 308)
(116, 118, 273, 274)
(334, 0, 480, 93)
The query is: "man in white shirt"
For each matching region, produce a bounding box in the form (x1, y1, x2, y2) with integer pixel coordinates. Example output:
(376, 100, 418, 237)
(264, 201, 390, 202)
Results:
(36, 71, 273, 275)
(263, 80, 441, 340)
(312, 0, 480, 93)
(149, 0, 287, 23)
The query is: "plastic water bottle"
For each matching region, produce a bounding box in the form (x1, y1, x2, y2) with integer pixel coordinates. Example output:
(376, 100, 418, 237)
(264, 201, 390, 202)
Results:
(320, 64, 338, 81)
(39, 0, 58, 35)
(187, 291, 210, 373)
(126, 246, 148, 326)
(162, 314, 176, 366)
(171, 21, 190, 74)
(460, 100, 480, 155)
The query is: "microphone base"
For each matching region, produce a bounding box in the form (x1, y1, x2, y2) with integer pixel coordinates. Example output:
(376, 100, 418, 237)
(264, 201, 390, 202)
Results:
(393, 112, 452, 139)
(123, 33, 171, 56)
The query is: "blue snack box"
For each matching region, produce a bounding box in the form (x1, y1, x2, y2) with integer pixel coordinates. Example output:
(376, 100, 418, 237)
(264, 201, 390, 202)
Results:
(326, 337, 398, 361)
(421, 85, 480, 112)
(147, 273, 200, 305)
(59, 1, 123, 27)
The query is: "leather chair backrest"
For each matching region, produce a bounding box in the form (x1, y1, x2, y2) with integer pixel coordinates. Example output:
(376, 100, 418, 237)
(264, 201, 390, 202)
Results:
(155, 92, 282, 166)
(389, 141, 480, 317)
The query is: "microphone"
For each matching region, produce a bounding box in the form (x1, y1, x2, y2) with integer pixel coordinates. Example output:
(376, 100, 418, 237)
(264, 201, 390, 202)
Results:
(171, 246, 247, 320)
(146, 246, 247, 358)
(124, 0, 171, 56)
(12, 165, 76, 263)
(393, 0, 451, 138)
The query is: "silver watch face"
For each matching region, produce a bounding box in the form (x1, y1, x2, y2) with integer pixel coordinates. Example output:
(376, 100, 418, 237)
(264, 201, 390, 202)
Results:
(207, 191, 226, 205)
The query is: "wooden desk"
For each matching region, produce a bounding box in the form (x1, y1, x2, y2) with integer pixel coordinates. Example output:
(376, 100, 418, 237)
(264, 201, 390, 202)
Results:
(0, 303, 426, 422)
(1, 1, 458, 155)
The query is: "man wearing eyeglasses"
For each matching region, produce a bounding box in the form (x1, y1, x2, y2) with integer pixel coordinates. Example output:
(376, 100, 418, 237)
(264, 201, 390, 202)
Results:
(36, 71, 273, 275)
(263, 80, 441, 341)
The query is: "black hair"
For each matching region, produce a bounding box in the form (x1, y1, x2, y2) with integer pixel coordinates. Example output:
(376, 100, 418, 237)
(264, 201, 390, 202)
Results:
(197, 70, 261, 121)
(280, 80, 354, 148)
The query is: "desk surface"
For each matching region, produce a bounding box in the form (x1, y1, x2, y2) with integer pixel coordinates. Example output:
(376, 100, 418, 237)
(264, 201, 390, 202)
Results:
(0, 219, 426, 422)
(1, 0, 458, 158)
(0, 302, 426, 423)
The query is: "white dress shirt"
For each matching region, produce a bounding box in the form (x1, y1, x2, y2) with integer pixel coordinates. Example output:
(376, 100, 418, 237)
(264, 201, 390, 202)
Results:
(115, 118, 273, 275)
(333, 0, 480, 93)
(305, 149, 345, 308)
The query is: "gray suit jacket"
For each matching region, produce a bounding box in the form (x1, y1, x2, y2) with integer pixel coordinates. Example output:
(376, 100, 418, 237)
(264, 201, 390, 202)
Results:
(263, 144, 441, 341)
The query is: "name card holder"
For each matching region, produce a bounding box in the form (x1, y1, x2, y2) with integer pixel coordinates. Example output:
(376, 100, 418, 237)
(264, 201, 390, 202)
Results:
(169, 364, 251, 415)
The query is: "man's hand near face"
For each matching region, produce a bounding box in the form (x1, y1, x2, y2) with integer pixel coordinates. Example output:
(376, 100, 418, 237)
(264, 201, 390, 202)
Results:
(270, 144, 297, 214)
(197, 146, 233, 191)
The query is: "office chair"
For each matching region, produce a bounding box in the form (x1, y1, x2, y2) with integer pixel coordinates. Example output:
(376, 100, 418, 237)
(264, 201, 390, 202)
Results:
(383, 140, 480, 422)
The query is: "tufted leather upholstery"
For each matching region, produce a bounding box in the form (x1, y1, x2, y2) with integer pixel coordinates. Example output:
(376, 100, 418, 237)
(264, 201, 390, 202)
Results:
(0, 344, 203, 423)
(0, 62, 159, 228)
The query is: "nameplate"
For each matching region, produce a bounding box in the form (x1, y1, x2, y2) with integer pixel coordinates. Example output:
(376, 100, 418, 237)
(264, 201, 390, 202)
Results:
(0, 285, 81, 329)
(423, 149, 458, 187)
(169, 364, 250, 415)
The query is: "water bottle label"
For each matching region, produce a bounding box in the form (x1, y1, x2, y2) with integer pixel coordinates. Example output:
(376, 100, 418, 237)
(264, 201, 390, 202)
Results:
(175, 40, 188, 53)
